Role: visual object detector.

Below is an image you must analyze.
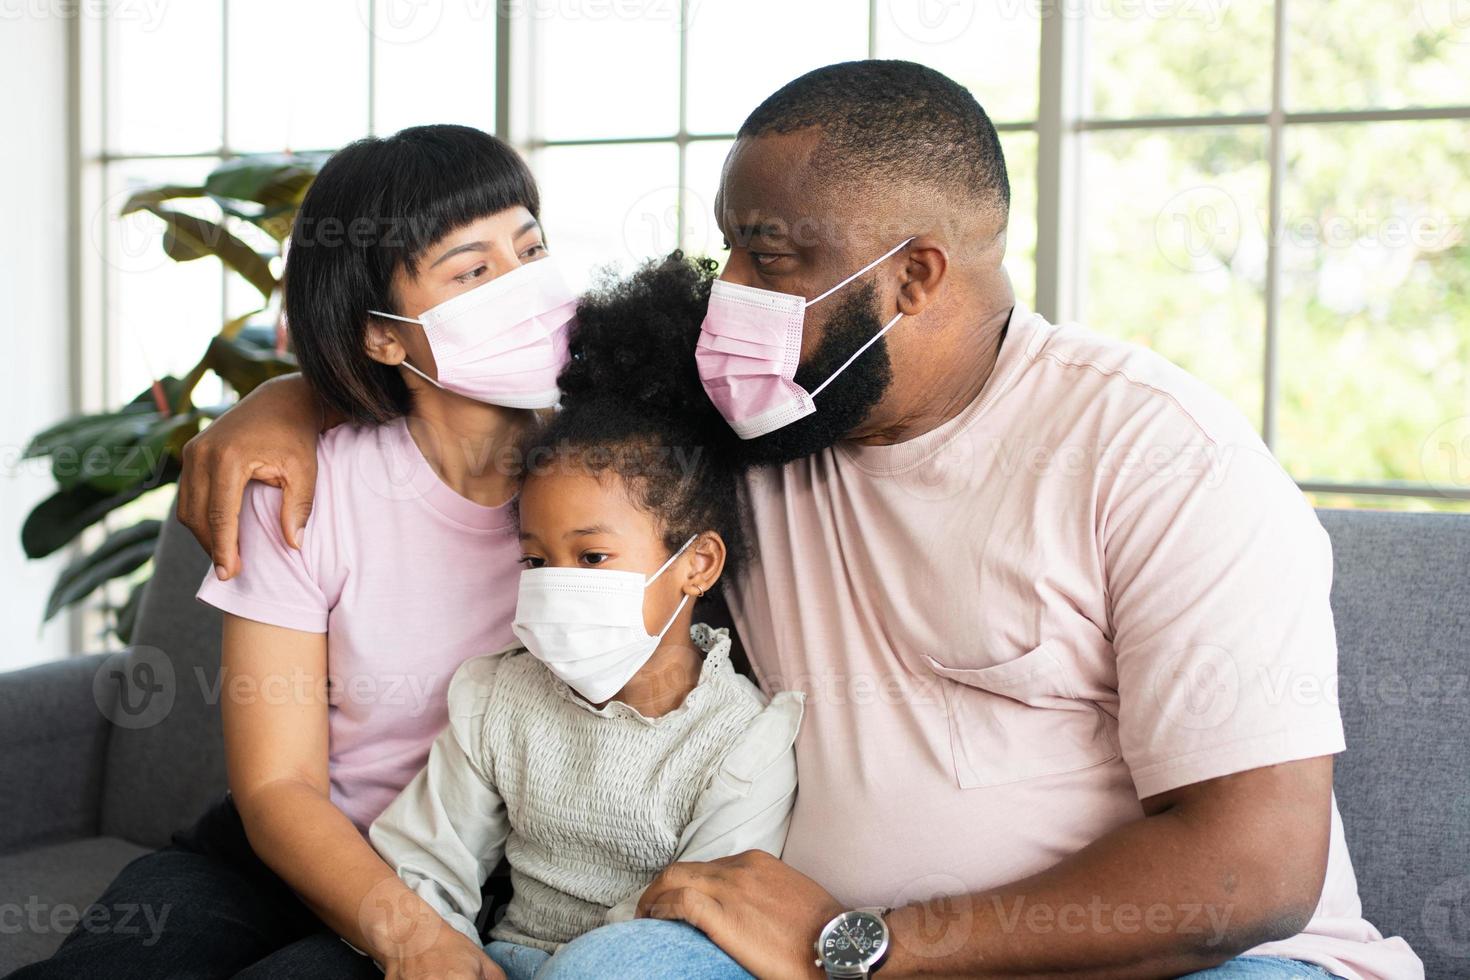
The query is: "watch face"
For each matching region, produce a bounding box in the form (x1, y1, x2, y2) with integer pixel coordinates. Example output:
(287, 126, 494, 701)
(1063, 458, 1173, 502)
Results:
(820, 911, 888, 971)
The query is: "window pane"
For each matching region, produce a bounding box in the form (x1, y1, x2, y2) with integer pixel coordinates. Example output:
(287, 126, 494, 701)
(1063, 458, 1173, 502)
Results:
(1080, 127, 1270, 429)
(1086, 0, 1273, 118)
(683, 139, 732, 266)
(228, 1, 369, 151)
(109, 1, 222, 153)
(1278, 121, 1470, 490)
(530, 6, 678, 140)
(373, 0, 496, 135)
(685, 0, 868, 135)
(873, 0, 1039, 123)
(1288, 0, 1470, 110)
(531, 143, 680, 291)
(100, 159, 226, 401)
(1000, 130, 1037, 311)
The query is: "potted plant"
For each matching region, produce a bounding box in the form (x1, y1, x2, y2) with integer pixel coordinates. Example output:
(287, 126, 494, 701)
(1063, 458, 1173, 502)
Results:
(22, 152, 328, 642)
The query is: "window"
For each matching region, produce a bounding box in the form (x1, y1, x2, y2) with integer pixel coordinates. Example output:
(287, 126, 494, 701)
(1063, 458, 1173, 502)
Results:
(82, 0, 1470, 508)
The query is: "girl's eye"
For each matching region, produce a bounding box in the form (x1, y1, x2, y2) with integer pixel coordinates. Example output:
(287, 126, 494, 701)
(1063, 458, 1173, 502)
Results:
(581, 552, 611, 567)
(453, 264, 488, 285)
(520, 555, 545, 569)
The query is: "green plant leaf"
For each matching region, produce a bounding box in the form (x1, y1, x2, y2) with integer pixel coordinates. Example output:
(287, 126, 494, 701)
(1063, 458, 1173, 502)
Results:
(21, 464, 177, 559)
(136, 204, 277, 300)
(113, 578, 151, 645)
(52, 413, 159, 491)
(204, 153, 326, 210)
(84, 412, 199, 494)
(118, 184, 206, 216)
(45, 533, 158, 621)
(207, 332, 298, 396)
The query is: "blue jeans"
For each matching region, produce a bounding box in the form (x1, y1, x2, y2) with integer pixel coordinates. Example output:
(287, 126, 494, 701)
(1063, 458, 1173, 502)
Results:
(1183, 956, 1342, 978)
(489, 924, 1340, 980)
(485, 919, 752, 980)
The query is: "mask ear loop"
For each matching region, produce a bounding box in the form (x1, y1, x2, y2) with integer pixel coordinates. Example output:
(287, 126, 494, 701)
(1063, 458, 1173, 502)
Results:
(804, 238, 916, 398)
(366, 310, 443, 390)
(645, 534, 699, 640)
(803, 237, 916, 308)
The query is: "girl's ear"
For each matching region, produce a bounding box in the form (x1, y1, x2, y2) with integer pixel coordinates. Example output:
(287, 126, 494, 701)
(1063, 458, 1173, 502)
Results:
(363, 316, 406, 366)
(683, 531, 727, 596)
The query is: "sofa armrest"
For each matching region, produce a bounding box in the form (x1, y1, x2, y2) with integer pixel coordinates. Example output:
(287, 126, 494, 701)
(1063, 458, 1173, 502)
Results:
(0, 653, 112, 853)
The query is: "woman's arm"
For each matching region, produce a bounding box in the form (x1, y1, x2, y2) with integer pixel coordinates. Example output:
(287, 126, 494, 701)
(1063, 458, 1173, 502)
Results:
(220, 614, 500, 978)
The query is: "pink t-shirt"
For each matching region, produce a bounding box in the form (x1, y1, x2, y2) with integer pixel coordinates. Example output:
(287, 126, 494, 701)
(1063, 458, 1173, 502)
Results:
(729, 306, 1421, 980)
(197, 417, 519, 831)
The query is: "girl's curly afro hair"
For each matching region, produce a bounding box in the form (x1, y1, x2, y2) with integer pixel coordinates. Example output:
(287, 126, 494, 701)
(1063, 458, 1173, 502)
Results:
(520, 251, 752, 581)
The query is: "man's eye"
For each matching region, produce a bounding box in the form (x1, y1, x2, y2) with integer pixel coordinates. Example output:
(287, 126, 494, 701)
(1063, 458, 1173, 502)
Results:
(752, 252, 782, 267)
(520, 555, 545, 569)
(454, 264, 488, 284)
(521, 242, 547, 260)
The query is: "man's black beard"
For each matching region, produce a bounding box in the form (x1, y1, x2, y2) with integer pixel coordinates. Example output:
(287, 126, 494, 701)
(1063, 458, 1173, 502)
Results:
(736, 283, 894, 467)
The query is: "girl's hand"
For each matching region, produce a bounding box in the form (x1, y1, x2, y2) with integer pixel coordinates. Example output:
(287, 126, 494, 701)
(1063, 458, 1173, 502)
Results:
(382, 929, 505, 980)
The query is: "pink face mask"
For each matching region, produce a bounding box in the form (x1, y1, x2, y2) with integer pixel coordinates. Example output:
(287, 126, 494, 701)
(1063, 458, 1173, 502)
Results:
(695, 238, 914, 439)
(370, 256, 575, 409)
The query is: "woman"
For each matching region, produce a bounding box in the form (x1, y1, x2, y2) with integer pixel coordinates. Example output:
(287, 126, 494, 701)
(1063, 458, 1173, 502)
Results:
(16, 124, 564, 979)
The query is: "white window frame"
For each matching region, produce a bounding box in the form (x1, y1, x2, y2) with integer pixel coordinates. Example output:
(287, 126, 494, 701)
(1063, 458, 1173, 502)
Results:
(74, 0, 1470, 504)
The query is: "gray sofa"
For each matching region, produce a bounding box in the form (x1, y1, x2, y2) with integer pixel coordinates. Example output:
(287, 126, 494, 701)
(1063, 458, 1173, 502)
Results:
(1, 508, 1466, 976)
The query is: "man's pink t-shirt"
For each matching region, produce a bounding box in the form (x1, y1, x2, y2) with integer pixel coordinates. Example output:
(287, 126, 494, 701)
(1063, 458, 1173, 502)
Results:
(728, 306, 1422, 979)
(197, 417, 519, 831)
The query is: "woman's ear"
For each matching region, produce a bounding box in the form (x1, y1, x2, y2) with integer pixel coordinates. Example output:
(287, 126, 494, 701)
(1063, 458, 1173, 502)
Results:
(683, 531, 727, 597)
(895, 237, 949, 318)
(363, 316, 406, 367)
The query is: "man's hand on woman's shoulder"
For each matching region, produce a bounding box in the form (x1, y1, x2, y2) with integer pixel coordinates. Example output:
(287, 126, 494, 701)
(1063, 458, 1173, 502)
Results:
(178, 373, 328, 581)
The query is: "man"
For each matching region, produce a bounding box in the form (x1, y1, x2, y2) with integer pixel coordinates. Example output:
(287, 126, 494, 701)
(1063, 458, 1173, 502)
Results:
(179, 62, 1418, 978)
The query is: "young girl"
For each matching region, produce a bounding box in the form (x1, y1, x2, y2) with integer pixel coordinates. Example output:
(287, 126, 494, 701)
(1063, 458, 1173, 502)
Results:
(17, 125, 573, 980)
(369, 255, 803, 980)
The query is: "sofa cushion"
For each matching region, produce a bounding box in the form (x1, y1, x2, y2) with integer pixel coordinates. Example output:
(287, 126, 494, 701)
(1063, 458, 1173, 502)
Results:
(0, 835, 152, 973)
(1318, 508, 1470, 979)
(99, 510, 228, 849)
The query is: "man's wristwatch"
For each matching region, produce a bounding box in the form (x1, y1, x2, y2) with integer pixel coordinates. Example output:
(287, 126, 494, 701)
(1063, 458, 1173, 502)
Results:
(813, 907, 891, 978)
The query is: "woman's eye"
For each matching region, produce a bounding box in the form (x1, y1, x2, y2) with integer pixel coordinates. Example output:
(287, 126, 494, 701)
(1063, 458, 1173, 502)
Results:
(453, 264, 488, 285)
(581, 552, 610, 567)
(520, 555, 545, 569)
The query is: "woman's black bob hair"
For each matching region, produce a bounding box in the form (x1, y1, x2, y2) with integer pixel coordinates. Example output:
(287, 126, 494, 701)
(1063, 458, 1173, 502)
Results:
(285, 124, 540, 424)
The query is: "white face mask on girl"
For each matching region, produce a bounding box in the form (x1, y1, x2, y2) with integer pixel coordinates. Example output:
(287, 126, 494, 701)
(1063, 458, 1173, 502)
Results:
(369, 256, 575, 409)
(511, 535, 697, 704)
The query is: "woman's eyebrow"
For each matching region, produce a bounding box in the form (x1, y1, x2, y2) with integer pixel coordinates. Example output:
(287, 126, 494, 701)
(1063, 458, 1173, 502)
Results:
(429, 240, 486, 269)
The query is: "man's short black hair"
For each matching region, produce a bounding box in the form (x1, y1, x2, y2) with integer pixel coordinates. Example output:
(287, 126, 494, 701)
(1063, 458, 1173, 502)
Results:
(285, 124, 540, 424)
(738, 59, 1009, 221)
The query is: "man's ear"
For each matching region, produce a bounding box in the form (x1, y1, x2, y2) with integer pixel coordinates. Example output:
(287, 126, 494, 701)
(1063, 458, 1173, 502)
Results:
(684, 531, 728, 596)
(895, 237, 948, 317)
(363, 316, 406, 367)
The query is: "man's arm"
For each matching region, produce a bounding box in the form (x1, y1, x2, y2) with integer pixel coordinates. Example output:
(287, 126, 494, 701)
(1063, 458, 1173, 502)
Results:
(638, 755, 1333, 979)
(178, 373, 339, 580)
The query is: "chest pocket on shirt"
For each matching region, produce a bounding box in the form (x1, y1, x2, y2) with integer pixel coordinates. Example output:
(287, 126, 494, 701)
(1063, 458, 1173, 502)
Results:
(925, 641, 1118, 789)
